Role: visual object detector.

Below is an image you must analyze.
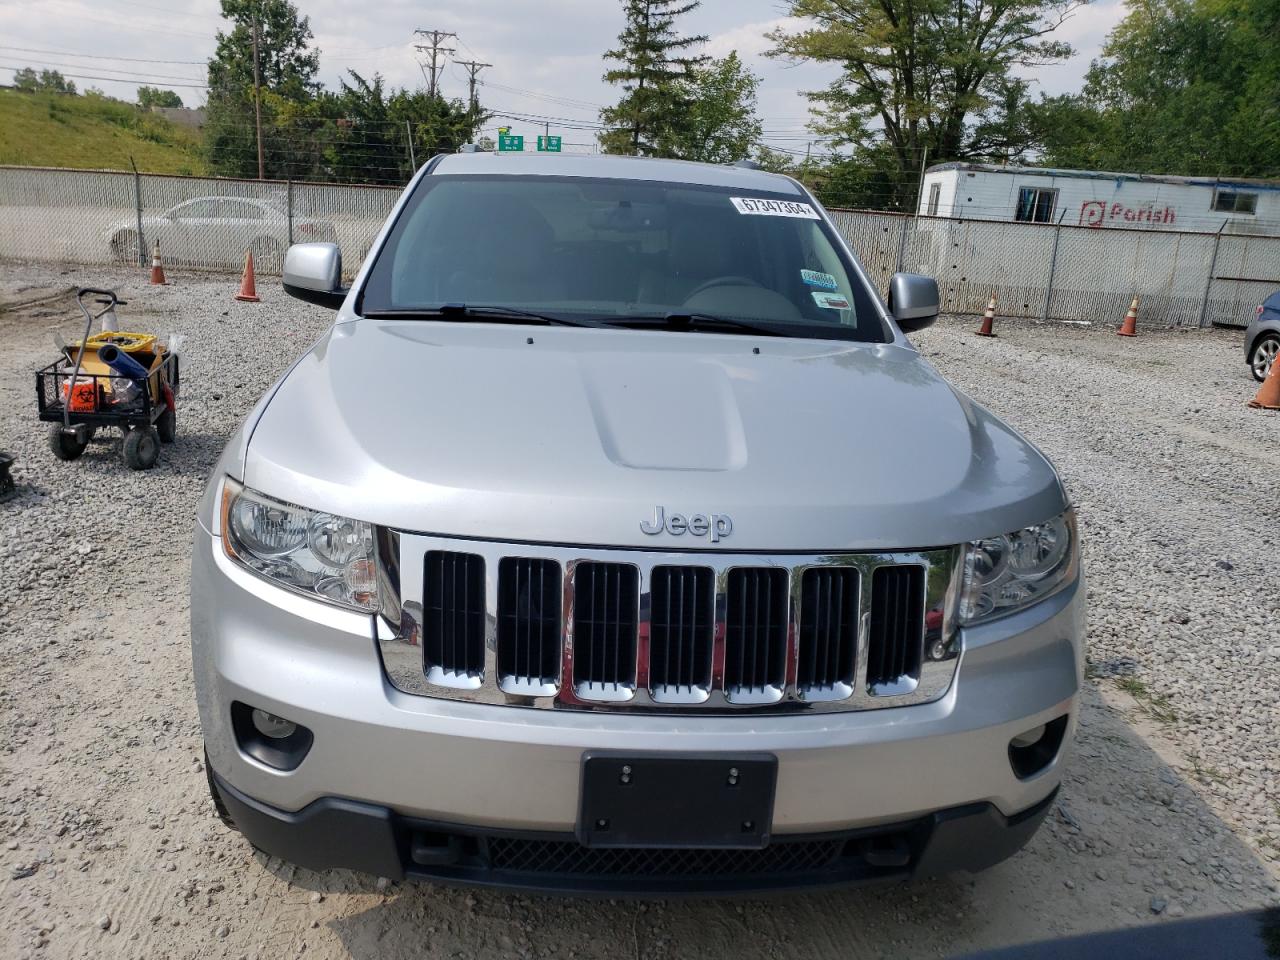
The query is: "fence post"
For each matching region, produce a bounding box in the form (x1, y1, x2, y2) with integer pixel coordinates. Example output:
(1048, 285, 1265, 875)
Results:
(286, 179, 294, 245)
(129, 156, 146, 268)
(1042, 213, 1065, 322)
(1197, 221, 1227, 328)
(895, 216, 908, 273)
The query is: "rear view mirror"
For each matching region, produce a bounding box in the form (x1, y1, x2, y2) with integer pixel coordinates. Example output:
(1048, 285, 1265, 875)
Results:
(283, 242, 346, 309)
(887, 273, 940, 333)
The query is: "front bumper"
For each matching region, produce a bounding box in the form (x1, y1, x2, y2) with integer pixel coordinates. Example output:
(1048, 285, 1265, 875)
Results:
(192, 520, 1084, 879)
(210, 767, 1058, 894)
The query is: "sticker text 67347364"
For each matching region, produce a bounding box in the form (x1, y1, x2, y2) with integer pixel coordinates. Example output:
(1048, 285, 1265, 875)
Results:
(731, 197, 822, 219)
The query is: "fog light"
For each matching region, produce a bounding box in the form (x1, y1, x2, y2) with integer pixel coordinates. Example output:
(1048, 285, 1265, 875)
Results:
(251, 709, 297, 740)
(1010, 724, 1046, 749)
(231, 701, 313, 771)
(1008, 715, 1069, 780)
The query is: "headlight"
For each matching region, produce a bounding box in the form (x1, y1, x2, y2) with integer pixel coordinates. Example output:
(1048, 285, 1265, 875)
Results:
(220, 479, 378, 612)
(958, 510, 1077, 624)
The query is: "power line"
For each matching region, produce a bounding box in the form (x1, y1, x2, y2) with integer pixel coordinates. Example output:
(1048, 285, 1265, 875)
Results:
(3, 58, 205, 83)
(0, 45, 207, 66)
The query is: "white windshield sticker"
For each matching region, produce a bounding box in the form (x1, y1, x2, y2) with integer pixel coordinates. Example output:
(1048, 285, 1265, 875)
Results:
(731, 197, 821, 219)
(812, 291, 851, 310)
(801, 269, 838, 290)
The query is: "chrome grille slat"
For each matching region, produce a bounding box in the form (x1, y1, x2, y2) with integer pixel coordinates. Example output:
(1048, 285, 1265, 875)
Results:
(649, 566, 714, 702)
(572, 561, 638, 701)
(422, 550, 486, 688)
(797, 567, 858, 700)
(497, 557, 561, 695)
(377, 536, 960, 713)
(867, 565, 925, 693)
(723, 567, 788, 704)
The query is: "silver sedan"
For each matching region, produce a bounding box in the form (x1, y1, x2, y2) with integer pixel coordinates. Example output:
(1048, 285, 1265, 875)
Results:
(108, 196, 337, 272)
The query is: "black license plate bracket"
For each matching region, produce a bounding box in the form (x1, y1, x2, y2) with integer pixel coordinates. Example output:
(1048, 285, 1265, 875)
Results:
(577, 752, 777, 849)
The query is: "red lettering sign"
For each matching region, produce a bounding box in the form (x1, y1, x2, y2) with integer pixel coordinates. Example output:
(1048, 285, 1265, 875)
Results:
(1080, 200, 1176, 228)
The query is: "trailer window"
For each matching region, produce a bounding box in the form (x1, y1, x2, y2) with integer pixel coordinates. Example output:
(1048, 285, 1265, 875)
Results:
(1015, 187, 1057, 223)
(1212, 190, 1257, 215)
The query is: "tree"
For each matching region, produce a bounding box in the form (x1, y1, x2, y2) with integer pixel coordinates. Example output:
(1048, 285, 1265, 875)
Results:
(656, 52, 762, 163)
(138, 86, 183, 109)
(1031, 0, 1280, 177)
(13, 67, 76, 94)
(207, 0, 319, 100)
(204, 0, 320, 178)
(38, 70, 76, 94)
(769, 0, 1080, 205)
(599, 0, 709, 155)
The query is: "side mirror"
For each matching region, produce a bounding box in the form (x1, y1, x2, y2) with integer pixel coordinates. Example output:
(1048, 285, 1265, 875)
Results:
(283, 242, 347, 309)
(887, 273, 940, 333)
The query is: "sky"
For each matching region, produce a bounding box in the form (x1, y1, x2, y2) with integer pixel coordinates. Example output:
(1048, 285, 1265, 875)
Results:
(0, 0, 1129, 160)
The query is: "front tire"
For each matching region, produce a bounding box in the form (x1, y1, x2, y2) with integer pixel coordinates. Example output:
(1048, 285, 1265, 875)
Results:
(156, 407, 177, 444)
(122, 426, 160, 470)
(110, 230, 140, 265)
(250, 236, 284, 274)
(48, 424, 87, 461)
(204, 757, 238, 831)
(1250, 334, 1278, 382)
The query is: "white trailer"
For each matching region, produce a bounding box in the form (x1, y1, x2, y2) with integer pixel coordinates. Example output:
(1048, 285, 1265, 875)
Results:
(918, 163, 1280, 236)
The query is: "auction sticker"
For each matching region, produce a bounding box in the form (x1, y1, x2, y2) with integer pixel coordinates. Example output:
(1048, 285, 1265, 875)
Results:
(801, 269, 838, 290)
(731, 197, 821, 219)
(812, 292, 851, 310)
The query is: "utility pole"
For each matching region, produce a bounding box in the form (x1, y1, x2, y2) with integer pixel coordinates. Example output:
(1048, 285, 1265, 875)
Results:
(251, 6, 264, 179)
(802, 141, 812, 186)
(413, 29, 456, 99)
(455, 59, 491, 112)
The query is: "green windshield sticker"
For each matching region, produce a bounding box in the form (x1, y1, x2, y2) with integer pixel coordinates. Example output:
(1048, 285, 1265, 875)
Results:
(801, 270, 838, 290)
(812, 291, 851, 310)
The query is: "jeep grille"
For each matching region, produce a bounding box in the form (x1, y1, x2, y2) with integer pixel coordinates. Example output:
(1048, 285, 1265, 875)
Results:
(376, 534, 960, 714)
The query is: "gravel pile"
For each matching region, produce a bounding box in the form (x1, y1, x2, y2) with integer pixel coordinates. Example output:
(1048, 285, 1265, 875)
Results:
(0, 263, 1276, 959)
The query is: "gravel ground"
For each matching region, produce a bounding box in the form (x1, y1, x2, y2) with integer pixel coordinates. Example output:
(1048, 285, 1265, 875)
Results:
(0, 262, 1277, 959)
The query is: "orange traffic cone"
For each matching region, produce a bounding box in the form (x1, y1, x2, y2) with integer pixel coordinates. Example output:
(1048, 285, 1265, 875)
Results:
(234, 250, 260, 303)
(976, 294, 997, 337)
(1117, 297, 1139, 337)
(149, 240, 167, 285)
(1248, 351, 1280, 410)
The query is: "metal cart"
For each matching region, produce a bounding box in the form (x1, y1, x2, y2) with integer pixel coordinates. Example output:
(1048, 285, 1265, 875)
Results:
(35, 288, 180, 470)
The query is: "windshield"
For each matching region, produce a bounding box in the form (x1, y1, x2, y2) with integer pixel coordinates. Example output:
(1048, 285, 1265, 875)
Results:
(360, 174, 887, 342)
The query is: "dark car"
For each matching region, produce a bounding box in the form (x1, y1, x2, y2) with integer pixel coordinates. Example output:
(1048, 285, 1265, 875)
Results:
(1245, 290, 1280, 381)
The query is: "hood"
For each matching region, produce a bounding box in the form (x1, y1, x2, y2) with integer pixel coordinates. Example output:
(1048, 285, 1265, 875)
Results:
(243, 321, 1067, 551)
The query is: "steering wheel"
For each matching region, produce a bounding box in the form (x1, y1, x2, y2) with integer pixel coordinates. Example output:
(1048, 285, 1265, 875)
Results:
(682, 275, 763, 301)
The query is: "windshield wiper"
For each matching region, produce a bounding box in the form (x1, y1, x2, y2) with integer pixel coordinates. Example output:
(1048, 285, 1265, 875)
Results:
(363, 304, 601, 327)
(600, 312, 787, 337)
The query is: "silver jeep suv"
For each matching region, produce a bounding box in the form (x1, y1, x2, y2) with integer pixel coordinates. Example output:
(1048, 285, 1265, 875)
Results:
(191, 152, 1084, 894)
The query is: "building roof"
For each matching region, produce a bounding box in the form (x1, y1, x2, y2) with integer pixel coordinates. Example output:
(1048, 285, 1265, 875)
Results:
(433, 151, 805, 193)
(925, 162, 1280, 192)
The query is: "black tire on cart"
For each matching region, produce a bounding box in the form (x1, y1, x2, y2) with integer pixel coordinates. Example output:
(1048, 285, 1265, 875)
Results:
(48, 424, 87, 461)
(122, 426, 160, 470)
(156, 407, 177, 444)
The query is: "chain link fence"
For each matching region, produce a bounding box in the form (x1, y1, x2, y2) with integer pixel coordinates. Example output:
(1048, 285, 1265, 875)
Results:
(829, 208, 1280, 328)
(0, 165, 398, 280)
(1, 165, 1277, 328)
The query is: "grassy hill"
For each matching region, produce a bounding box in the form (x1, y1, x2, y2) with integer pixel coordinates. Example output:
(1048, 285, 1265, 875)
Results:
(0, 89, 204, 174)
